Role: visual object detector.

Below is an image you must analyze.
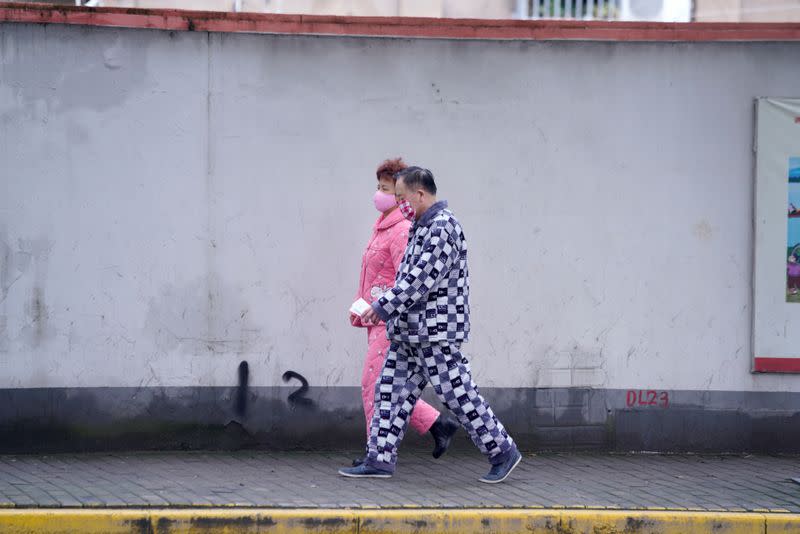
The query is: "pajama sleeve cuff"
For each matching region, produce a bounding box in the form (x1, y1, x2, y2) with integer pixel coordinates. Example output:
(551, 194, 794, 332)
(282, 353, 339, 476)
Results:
(372, 300, 392, 322)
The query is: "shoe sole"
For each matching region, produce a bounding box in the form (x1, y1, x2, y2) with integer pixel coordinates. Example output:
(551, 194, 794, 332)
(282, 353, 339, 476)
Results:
(338, 469, 392, 479)
(478, 453, 522, 484)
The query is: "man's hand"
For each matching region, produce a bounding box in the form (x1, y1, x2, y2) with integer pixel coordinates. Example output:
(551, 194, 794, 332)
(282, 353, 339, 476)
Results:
(361, 307, 379, 326)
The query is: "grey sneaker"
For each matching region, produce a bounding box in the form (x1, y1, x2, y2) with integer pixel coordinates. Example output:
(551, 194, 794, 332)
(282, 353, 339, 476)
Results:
(338, 464, 392, 478)
(479, 448, 522, 484)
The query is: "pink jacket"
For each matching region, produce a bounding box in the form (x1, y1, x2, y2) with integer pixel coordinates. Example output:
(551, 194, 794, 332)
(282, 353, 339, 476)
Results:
(351, 208, 410, 328)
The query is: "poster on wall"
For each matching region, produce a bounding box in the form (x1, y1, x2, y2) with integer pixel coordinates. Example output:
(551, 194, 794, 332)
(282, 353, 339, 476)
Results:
(789, 157, 800, 302)
(754, 98, 800, 372)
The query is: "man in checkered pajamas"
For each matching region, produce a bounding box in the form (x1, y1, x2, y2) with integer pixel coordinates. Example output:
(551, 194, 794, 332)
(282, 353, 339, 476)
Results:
(339, 166, 522, 484)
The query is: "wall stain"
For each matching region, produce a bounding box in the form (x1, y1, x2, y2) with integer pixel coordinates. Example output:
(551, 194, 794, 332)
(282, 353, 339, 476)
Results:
(124, 518, 154, 534)
(692, 219, 714, 241)
(3, 28, 148, 117)
(144, 279, 261, 357)
(301, 517, 347, 528)
(15, 237, 57, 350)
(189, 516, 276, 528)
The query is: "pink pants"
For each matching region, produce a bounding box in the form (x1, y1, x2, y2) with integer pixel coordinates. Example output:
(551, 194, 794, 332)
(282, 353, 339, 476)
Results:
(361, 325, 440, 437)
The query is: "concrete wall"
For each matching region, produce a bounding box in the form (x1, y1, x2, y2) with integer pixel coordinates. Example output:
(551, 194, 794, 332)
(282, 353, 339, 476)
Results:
(81, 0, 517, 18)
(695, 0, 800, 22)
(3, 20, 800, 451)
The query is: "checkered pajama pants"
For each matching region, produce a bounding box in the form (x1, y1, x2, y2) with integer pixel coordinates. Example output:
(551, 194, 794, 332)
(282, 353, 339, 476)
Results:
(365, 340, 516, 473)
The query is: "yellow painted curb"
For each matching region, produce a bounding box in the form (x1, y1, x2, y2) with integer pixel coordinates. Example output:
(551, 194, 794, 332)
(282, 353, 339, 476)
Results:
(0, 508, 797, 533)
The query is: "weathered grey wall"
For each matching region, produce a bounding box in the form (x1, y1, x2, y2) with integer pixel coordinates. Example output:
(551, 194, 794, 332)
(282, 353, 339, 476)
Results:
(2, 21, 800, 451)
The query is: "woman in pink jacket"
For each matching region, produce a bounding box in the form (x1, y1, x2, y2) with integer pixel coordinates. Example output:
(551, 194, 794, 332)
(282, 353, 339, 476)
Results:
(349, 158, 459, 467)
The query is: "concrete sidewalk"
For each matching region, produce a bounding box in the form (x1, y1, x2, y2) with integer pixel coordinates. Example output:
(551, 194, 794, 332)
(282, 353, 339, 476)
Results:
(1, 450, 800, 532)
(2, 450, 800, 510)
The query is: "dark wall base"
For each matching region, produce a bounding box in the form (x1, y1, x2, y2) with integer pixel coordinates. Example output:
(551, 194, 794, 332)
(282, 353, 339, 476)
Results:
(1, 387, 799, 453)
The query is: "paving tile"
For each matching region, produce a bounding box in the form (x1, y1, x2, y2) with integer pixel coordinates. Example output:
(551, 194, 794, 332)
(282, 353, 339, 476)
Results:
(1, 451, 800, 511)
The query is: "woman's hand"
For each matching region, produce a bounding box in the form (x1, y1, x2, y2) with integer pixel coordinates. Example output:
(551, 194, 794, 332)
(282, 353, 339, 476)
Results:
(350, 312, 362, 327)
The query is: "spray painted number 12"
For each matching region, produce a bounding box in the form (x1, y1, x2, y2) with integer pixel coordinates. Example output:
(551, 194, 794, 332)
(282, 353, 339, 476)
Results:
(626, 390, 669, 408)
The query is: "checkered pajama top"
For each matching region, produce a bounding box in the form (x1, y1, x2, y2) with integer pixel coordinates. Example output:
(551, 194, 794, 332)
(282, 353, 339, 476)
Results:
(371, 200, 470, 344)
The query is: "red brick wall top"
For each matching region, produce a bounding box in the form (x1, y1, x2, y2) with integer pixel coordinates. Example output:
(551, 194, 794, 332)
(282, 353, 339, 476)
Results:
(2, 2, 800, 41)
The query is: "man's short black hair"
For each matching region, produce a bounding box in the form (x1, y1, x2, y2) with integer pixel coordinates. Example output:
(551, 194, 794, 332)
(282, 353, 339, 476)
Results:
(395, 166, 437, 195)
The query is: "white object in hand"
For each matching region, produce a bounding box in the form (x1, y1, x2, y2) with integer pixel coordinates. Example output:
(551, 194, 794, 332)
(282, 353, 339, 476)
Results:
(350, 298, 372, 316)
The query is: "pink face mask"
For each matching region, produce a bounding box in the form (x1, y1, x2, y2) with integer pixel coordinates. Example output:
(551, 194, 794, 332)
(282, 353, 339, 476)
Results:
(398, 200, 416, 221)
(373, 191, 397, 212)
